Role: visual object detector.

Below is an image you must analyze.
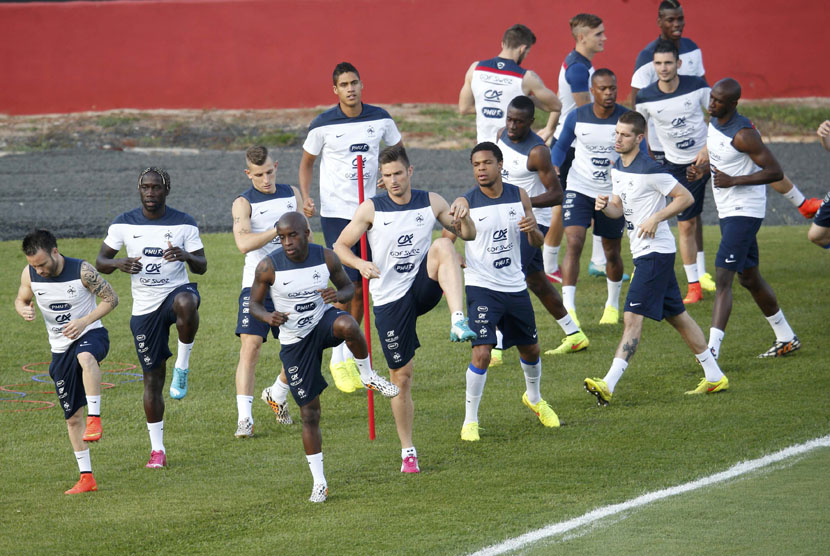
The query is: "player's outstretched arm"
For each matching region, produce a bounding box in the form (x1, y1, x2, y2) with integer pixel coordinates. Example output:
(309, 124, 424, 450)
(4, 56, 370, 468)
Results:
(332, 200, 380, 279)
(299, 150, 318, 217)
(324, 249, 355, 305)
(249, 257, 288, 326)
(14, 267, 36, 321)
(60, 261, 120, 340)
(433, 192, 476, 241)
(458, 62, 478, 115)
(528, 145, 564, 207)
(232, 196, 278, 254)
(518, 188, 544, 247)
(95, 243, 142, 275)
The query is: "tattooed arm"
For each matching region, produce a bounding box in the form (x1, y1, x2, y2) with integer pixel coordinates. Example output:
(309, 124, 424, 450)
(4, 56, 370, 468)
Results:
(60, 261, 120, 340)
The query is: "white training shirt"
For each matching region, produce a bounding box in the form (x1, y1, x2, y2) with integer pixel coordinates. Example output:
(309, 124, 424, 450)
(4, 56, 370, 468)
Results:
(103, 207, 203, 316)
(237, 184, 297, 287)
(470, 57, 527, 144)
(29, 256, 103, 354)
(366, 189, 436, 306)
(611, 151, 678, 259)
(303, 103, 401, 219)
(707, 112, 767, 219)
(497, 129, 551, 226)
(635, 75, 709, 164)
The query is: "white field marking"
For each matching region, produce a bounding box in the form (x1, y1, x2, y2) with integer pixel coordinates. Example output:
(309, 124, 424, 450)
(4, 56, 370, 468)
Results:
(124, 147, 201, 155)
(469, 435, 830, 556)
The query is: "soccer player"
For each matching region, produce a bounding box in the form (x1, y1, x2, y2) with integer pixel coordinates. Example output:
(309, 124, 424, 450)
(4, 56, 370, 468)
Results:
(635, 40, 711, 304)
(459, 142, 560, 442)
(458, 23, 560, 144)
(551, 70, 630, 326)
(249, 212, 399, 502)
(231, 146, 303, 438)
(494, 96, 589, 356)
(540, 13, 608, 285)
(807, 120, 830, 249)
(15, 229, 119, 494)
(687, 78, 800, 359)
(334, 145, 477, 473)
(96, 167, 207, 468)
(299, 62, 403, 392)
(584, 111, 729, 405)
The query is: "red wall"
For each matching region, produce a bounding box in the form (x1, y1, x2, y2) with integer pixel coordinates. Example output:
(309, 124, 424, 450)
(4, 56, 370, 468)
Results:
(1, 0, 827, 115)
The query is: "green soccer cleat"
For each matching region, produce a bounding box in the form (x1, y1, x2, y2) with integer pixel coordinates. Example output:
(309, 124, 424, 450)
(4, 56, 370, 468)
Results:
(460, 422, 480, 442)
(489, 348, 503, 367)
(685, 375, 729, 395)
(545, 330, 589, 355)
(699, 272, 716, 292)
(329, 360, 356, 393)
(522, 392, 560, 427)
(599, 305, 619, 325)
(584, 377, 612, 406)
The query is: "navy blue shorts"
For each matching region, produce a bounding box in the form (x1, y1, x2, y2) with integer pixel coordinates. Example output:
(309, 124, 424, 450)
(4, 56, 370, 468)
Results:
(650, 150, 666, 163)
(814, 192, 830, 228)
(235, 287, 279, 341)
(562, 190, 625, 238)
(49, 327, 109, 419)
(550, 140, 575, 189)
(625, 252, 685, 321)
(279, 307, 348, 406)
(716, 217, 763, 273)
(321, 216, 372, 282)
(130, 283, 200, 372)
(663, 159, 708, 221)
(520, 223, 548, 276)
(374, 257, 443, 369)
(466, 286, 537, 349)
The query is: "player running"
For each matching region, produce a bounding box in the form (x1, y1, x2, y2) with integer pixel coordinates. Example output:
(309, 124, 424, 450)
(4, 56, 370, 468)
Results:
(96, 167, 207, 468)
(334, 145, 477, 473)
(250, 212, 399, 502)
(584, 112, 729, 405)
(15, 229, 119, 494)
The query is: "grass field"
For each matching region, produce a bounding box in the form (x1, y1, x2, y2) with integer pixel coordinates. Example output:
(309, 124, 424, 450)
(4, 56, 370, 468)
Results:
(1, 225, 827, 555)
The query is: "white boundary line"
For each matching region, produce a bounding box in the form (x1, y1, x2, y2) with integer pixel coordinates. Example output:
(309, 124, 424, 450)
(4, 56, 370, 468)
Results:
(469, 435, 830, 556)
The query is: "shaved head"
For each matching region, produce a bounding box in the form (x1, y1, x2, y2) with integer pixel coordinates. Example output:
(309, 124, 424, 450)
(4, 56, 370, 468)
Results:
(713, 78, 742, 103)
(277, 211, 308, 233)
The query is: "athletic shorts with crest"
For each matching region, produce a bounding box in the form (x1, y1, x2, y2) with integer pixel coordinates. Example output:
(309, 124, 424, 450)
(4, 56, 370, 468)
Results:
(813, 192, 830, 228)
(49, 327, 109, 419)
(235, 287, 279, 340)
(716, 216, 763, 273)
(130, 283, 200, 372)
(624, 252, 684, 321)
(373, 257, 443, 369)
(279, 306, 348, 406)
(466, 285, 537, 349)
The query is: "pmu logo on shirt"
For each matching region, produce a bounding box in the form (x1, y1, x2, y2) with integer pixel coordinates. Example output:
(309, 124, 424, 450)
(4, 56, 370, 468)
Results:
(591, 157, 611, 167)
(294, 301, 316, 313)
(395, 262, 415, 273)
(49, 303, 72, 311)
(492, 229, 508, 242)
(493, 257, 512, 269)
(482, 107, 504, 119)
(676, 138, 696, 150)
(350, 144, 369, 152)
(484, 89, 503, 103)
(143, 247, 164, 257)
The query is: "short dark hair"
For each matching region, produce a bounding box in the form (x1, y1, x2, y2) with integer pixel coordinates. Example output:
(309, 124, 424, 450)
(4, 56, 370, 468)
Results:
(508, 95, 535, 118)
(591, 68, 616, 83)
(22, 229, 57, 256)
(570, 13, 603, 38)
(471, 142, 503, 163)
(654, 39, 679, 60)
(246, 146, 269, 166)
(619, 111, 646, 135)
(658, 0, 682, 14)
(379, 144, 410, 168)
(502, 24, 536, 49)
(332, 62, 360, 85)
(138, 167, 171, 188)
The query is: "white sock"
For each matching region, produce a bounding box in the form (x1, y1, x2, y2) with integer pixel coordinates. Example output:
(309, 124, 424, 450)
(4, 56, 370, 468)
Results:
(86, 395, 101, 417)
(590, 234, 606, 266)
(401, 446, 417, 459)
(696, 251, 707, 277)
(562, 285, 576, 312)
(520, 358, 542, 405)
(495, 329, 504, 350)
(684, 264, 699, 284)
(306, 452, 326, 486)
(603, 358, 628, 393)
(765, 310, 796, 342)
(354, 355, 373, 381)
(331, 343, 344, 365)
(451, 310, 465, 325)
(465, 364, 487, 424)
(74, 449, 92, 474)
(174, 340, 194, 370)
(543, 245, 560, 274)
(270, 375, 290, 403)
(606, 279, 622, 310)
(342, 343, 354, 362)
(709, 328, 725, 359)
(782, 183, 805, 207)
(695, 349, 724, 382)
(237, 395, 253, 421)
(147, 421, 165, 453)
(556, 314, 579, 335)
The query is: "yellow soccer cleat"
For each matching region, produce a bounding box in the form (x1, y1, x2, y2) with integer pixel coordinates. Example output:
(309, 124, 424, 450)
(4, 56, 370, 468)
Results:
(344, 358, 364, 391)
(599, 305, 619, 325)
(329, 360, 356, 393)
(489, 348, 503, 367)
(567, 309, 581, 329)
(685, 375, 729, 395)
(460, 422, 480, 442)
(522, 392, 560, 427)
(545, 330, 589, 355)
(584, 377, 612, 406)
(699, 272, 716, 292)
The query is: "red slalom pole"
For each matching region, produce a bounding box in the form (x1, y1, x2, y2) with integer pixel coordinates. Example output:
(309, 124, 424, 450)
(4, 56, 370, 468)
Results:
(356, 155, 376, 440)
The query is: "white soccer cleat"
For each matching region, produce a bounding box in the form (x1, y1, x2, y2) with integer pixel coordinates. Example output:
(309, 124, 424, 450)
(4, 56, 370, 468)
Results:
(309, 483, 328, 503)
(361, 372, 400, 398)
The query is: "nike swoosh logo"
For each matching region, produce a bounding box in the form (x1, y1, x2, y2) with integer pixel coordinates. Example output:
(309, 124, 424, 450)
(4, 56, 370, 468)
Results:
(657, 108, 665, 113)
(336, 133, 345, 138)
(282, 281, 292, 285)
(725, 257, 736, 263)
(36, 291, 45, 295)
(133, 235, 142, 238)
(630, 302, 641, 307)
(259, 210, 268, 214)
(384, 221, 393, 225)
(581, 132, 590, 136)
(478, 216, 488, 221)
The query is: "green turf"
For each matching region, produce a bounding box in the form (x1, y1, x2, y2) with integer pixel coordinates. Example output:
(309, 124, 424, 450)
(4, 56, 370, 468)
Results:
(1, 225, 827, 555)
